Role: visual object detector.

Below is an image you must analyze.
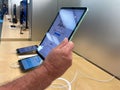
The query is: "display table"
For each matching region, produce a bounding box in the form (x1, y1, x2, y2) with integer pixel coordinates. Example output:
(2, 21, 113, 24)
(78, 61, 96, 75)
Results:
(0, 41, 120, 90)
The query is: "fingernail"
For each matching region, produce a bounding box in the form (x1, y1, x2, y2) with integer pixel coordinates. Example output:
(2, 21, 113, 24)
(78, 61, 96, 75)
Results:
(64, 37, 68, 41)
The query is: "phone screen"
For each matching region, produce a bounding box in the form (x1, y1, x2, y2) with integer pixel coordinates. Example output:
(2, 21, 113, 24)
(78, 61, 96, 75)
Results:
(19, 55, 43, 71)
(17, 45, 38, 54)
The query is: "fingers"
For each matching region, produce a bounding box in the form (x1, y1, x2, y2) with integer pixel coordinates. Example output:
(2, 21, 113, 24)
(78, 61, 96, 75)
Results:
(56, 38, 74, 53)
(62, 41, 74, 53)
(69, 41, 74, 51)
(57, 38, 68, 49)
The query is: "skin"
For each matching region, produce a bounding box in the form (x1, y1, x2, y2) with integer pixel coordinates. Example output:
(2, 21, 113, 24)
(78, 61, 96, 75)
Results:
(0, 38, 74, 90)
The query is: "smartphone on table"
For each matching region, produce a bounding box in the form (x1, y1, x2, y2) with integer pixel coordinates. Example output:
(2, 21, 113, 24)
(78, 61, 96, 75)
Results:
(16, 45, 38, 55)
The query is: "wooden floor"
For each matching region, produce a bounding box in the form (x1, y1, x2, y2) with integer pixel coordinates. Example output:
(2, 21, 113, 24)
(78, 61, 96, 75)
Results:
(1, 15, 30, 41)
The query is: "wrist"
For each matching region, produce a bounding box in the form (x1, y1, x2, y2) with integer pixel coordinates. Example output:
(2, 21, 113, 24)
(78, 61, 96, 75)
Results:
(41, 61, 59, 80)
(34, 64, 56, 82)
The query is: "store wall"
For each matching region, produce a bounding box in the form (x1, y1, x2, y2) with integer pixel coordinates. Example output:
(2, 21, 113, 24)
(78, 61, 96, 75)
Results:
(72, 0, 120, 79)
(58, 0, 80, 9)
(31, 0, 58, 40)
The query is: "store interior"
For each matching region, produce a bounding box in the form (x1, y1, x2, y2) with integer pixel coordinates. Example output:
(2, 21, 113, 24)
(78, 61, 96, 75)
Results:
(0, 0, 120, 89)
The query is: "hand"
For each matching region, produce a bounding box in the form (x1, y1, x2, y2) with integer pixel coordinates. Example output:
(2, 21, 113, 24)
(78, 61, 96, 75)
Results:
(42, 38, 74, 79)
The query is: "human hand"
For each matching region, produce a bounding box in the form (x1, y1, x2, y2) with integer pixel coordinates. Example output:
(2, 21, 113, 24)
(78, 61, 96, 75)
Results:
(42, 38, 74, 79)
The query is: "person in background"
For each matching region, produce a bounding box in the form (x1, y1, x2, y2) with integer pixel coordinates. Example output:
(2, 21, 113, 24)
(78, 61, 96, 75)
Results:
(0, 38, 74, 90)
(12, 4, 18, 24)
(13, 4, 17, 18)
(19, 6, 24, 34)
(1, 3, 8, 19)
